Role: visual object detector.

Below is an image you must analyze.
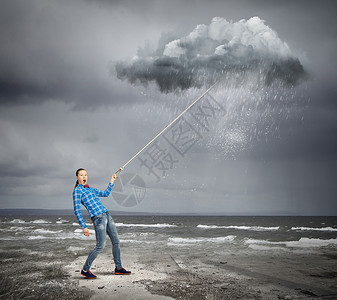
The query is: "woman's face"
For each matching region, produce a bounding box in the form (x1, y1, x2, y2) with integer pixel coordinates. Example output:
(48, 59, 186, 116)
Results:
(76, 170, 88, 185)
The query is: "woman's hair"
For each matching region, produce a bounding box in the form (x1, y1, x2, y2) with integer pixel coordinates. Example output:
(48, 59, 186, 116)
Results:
(74, 168, 86, 189)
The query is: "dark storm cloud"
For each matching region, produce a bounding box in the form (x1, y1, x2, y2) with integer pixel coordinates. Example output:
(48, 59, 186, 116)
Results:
(0, 0, 141, 108)
(114, 16, 306, 93)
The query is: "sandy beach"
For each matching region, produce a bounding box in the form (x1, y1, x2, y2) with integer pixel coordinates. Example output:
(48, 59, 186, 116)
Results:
(66, 250, 172, 300)
(2, 245, 337, 300)
(65, 245, 337, 300)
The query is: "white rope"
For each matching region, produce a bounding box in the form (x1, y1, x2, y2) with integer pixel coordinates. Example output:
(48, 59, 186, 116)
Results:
(115, 82, 218, 174)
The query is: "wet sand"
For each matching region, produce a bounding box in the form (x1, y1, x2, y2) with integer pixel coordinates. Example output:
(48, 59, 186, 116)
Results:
(66, 246, 337, 300)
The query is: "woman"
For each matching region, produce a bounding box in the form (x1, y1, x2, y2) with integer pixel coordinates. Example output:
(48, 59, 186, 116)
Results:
(73, 168, 131, 279)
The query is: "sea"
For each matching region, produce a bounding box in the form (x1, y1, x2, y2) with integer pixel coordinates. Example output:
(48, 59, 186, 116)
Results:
(1, 214, 337, 255)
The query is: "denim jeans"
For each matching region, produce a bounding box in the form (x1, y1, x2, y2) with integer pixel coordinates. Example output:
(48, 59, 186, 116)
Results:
(83, 211, 122, 271)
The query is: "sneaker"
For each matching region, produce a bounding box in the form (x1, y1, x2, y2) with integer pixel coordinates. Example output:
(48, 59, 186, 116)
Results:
(81, 269, 97, 279)
(114, 267, 131, 275)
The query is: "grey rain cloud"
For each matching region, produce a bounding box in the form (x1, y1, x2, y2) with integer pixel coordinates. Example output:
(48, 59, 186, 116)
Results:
(115, 17, 307, 93)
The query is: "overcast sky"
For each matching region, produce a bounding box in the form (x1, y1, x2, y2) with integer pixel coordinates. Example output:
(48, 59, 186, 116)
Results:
(0, 0, 336, 215)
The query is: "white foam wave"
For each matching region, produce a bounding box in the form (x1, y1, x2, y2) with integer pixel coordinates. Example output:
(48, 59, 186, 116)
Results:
(9, 219, 25, 223)
(248, 244, 289, 251)
(121, 232, 157, 238)
(28, 235, 48, 240)
(33, 229, 62, 234)
(56, 219, 69, 224)
(11, 226, 27, 231)
(168, 235, 236, 246)
(286, 238, 337, 248)
(4, 228, 97, 240)
(1, 226, 35, 233)
(120, 239, 157, 244)
(12, 226, 34, 232)
(31, 219, 51, 224)
(0, 226, 29, 232)
(197, 224, 279, 231)
(72, 222, 93, 226)
(27, 231, 96, 241)
(291, 227, 337, 232)
(116, 223, 177, 228)
(245, 238, 337, 248)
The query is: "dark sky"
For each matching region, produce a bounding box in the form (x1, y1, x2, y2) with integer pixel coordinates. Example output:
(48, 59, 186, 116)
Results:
(0, 0, 336, 215)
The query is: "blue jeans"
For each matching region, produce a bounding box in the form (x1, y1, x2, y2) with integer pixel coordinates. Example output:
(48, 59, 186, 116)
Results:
(83, 211, 122, 271)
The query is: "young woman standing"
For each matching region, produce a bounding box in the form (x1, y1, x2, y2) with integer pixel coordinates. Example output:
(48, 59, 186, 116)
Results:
(73, 168, 131, 279)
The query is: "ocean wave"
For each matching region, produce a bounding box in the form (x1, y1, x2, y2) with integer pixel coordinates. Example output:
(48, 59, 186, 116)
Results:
(30, 219, 51, 224)
(245, 238, 337, 248)
(197, 224, 280, 231)
(1, 226, 29, 232)
(9, 219, 25, 224)
(291, 226, 337, 232)
(116, 223, 178, 228)
(286, 238, 337, 248)
(26, 232, 96, 241)
(56, 219, 69, 224)
(120, 239, 157, 244)
(72, 222, 93, 226)
(248, 244, 289, 251)
(33, 229, 63, 234)
(12, 226, 34, 232)
(121, 232, 157, 238)
(168, 235, 236, 246)
(0, 237, 16, 240)
(28, 235, 48, 240)
(12, 226, 33, 230)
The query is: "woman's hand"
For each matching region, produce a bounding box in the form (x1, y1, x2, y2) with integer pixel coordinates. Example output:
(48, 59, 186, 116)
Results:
(83, 228, 90, 237)
(110, 173, 117, 183)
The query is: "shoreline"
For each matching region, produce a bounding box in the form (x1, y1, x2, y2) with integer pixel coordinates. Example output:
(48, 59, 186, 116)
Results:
(2, 209, 334, 217)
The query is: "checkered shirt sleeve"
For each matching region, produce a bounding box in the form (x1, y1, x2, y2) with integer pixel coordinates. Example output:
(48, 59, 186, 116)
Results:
(73, 183, 114, 229)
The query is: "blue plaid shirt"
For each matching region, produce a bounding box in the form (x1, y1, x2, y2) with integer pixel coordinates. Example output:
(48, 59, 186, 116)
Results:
(73, 183, 114, 229)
